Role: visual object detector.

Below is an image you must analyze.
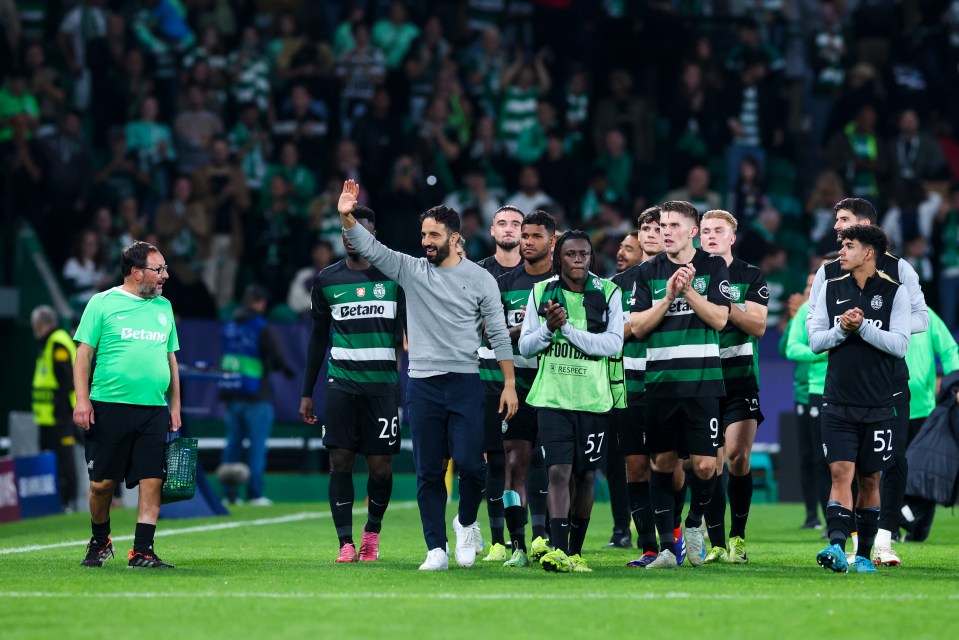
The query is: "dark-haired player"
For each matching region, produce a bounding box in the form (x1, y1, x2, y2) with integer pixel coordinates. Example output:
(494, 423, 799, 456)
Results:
(806, 197, 928, 567)
(497, 210, 557, 567)
(629, 200, 731, 569)
(519, 230, 624, 573)
(300, 205, 405, 563)
(809, 224, 910, 573)
(477, 204, 525, 559)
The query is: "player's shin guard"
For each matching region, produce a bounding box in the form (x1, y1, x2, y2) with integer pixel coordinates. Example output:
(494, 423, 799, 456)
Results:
(569, 516, 590, 556)
(365, 475, 392, 534)
(628, 481, 658, 553)
(704, 471, 727, 548)
(855, 506, 880, 560)
(485, 450, 506, 545)
(528, 457, 549, 540)
(330, 471, 355, 545)
(685, 472, 716, 529)
(826, 501, 853, 550)
(504, 490, 527, 551)
(728, 471, 753, 539)
(650, 471, 676, 555)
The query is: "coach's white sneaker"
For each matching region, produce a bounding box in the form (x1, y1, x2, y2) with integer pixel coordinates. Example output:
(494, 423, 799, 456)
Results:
(471, 521, 485, 553)
(452, 516, 477, 568)
(873, 545, 901, 566)
(418, 548, 449, 571)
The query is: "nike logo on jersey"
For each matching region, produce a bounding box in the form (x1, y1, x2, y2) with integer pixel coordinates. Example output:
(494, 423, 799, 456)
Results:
(654, 287, 666, 295)
(883, 454, 892, 461)
(836, 298, 851, 304)
(509, 298, 525, 305)
(388, 439, 397, 446)
(334, 292, 347, 298)
(588, 455, 602, 462)
(117, 315, 128, 320)
(893, 391, 903, 397)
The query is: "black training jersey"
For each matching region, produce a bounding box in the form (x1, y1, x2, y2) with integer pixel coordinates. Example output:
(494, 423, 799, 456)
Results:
(718, 258, 769, 395)
(477, 255, 522, 281)
(612, 265, 645, 405)
(479, 265, 553, 395)
(311, 260, 405, 396)
(821, 273, 905, 408)
(631, 249, 732, 398)
(822, 252, 909, 385)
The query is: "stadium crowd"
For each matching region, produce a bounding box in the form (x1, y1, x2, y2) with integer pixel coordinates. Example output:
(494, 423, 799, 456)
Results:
(2, 0, 959, 328)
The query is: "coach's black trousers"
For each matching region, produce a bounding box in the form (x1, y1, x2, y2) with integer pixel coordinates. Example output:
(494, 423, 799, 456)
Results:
(408, 373, 487, 551)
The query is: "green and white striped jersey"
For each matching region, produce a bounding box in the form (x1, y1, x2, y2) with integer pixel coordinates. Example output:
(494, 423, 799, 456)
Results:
(718, 257, 768, 395)
(479, 264, 551, 396)
(311, 261, 404, 396)
(631, 249, 731, 398)
(612, 264, 645, 404)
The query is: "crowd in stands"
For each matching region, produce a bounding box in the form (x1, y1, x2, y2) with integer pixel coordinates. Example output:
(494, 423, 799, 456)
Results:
(2, 0, 958, 330)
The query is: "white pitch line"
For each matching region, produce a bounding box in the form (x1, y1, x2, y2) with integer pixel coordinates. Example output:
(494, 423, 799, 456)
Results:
(0, 503, 416, 555)
(0, 591, 955, 602)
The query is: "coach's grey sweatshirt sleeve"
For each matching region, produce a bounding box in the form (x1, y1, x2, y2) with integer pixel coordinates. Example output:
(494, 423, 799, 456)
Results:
(344, 222, 417, 285)
(558, 290, 624, 357)
(896, 258, 930, 334)
(809, 285, 848, 354)
(519, 290, 553, 357)
(805, 265, 826, 334)
(858, 286, 911, 358)
(479, 270, 513, 362)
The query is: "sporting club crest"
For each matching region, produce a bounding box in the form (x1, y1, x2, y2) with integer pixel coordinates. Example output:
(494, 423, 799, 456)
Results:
(870, 295, 883, 310)
(373, 283, 386, 299)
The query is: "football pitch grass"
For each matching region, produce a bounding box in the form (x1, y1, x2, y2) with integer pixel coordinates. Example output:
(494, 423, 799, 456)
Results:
(2, 501, 956, 640)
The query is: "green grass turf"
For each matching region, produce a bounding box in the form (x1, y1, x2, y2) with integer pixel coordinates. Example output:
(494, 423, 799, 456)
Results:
(1, 501, 956, 640)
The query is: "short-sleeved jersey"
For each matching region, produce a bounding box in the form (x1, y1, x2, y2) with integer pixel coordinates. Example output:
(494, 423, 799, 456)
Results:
(612, 264, 645, 404)
(719, 258, 769, 395)
(479, 265, 553, 395)
(311, 261, 404, 396)
(477, 255, 522, 281)
(74, 287, 179, 406)
(631, 249, 731, 398)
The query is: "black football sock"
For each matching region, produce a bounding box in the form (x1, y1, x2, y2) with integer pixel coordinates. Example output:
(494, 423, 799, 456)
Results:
(728, 471, 753, 539)
(855, 506, 880, 560)
(568, 516, 590, 556)
(329, 471, 354, 546)
(550, 518, 570, 555)
(503, 490, 527, 552)
(91, 518, 110, 546)
(365, 475, 392, 534)
(673, 479, 688, 530)
(527, 461, 548, 540)
(685, 472, 716, 529)
(826, 501, 853, 550)
(485, 450, 506, 546)
(628, 481, 658, 554)
(133, 522, 156, 554)
(649, 471, 676, 555)
(705, 471, 727, 548)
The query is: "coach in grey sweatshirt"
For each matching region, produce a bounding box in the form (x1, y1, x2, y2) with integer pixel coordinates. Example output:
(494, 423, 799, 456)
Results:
(337, 179, 518, 571)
